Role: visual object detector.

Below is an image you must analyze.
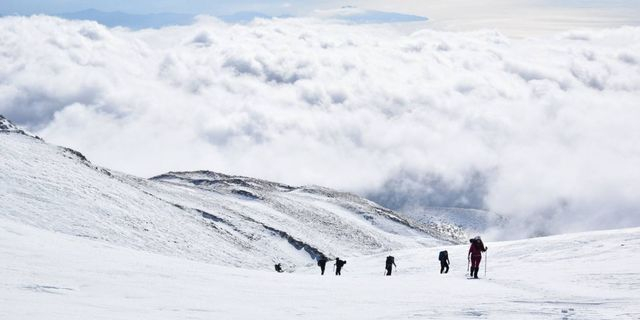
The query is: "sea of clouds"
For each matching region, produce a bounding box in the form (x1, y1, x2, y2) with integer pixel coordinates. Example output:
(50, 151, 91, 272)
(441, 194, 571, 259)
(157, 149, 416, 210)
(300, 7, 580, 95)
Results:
(1, 15, 639, 238)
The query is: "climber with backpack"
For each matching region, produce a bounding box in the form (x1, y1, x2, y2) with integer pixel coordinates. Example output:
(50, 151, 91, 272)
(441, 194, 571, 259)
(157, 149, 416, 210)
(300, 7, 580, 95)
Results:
(385, 256, 396, 276)
(317, 256, 328, 275)
(438, 250, 450, 274)
(334, 257, 347, 276)
(274, 263, 284, 273)
(468, 236, 487, 279)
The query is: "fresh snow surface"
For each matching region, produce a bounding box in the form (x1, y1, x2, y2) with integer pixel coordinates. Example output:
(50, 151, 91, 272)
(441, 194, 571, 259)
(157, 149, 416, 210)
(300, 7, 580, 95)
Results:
(1, 217, 638, 319)
(0, 128, 463, 271)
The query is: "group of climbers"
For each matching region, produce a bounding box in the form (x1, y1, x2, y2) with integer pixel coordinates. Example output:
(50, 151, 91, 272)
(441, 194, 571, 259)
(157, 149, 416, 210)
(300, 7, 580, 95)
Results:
(274, 236, 488, 278)
(437, 235, 487, 278)
(382, 236, 486, 278)
(275, 256, 346, 275)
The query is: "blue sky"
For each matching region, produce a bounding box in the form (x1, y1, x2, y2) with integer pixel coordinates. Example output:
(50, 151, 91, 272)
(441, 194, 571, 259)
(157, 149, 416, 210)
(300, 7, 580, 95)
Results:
(0, 0, 338, 15)
(3, 0, 639, 15)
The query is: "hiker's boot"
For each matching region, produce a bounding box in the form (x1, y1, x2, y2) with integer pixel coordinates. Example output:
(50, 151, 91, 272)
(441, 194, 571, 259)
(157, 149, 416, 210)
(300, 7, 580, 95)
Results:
(474, 268, 479, 278)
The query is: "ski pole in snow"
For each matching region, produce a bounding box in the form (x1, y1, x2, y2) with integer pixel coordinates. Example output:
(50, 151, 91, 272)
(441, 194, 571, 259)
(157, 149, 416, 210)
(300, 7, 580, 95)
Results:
(484, 251, 488, 278)
(466, 258, 470, 277)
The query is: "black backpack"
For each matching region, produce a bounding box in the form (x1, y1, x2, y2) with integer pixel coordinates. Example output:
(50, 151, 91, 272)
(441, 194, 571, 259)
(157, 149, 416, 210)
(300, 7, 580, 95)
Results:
(438, 250, 448, 261)
(386, 256, 395, 264)
(472, 239, 487, 252)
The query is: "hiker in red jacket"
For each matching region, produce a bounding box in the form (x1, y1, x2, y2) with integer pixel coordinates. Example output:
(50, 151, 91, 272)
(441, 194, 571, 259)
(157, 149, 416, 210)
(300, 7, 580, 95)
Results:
(468, 236, 487, 279)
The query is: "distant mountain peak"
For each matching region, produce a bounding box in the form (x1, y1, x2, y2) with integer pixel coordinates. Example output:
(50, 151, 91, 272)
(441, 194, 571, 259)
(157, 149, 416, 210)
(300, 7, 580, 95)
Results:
(314, 7, 428, 24)
(0, 115, 36, 138)
(151, 170, 297, 193)
(0, 115, 19, 131)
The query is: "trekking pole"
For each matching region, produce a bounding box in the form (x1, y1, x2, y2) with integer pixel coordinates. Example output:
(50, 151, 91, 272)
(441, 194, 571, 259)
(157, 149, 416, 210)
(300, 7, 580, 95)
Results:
(466, 258, 470, 277)
(484, 251, 488, 278)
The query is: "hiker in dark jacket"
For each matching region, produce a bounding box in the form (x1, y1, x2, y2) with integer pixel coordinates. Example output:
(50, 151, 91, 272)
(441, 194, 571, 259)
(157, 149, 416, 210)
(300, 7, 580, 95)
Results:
(274, 263, 283, 273)
(334, 258, 346, 276)
(468, 236, 487, 278)
(317, 257, 328, 275)
(385, 256, 396, 276)
(438, 250, 450, 274)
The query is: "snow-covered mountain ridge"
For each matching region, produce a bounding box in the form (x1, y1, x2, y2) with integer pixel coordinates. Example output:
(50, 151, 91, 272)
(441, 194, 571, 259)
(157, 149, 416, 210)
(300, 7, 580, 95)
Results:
(0, 114, 37, 137)
(0, 115, 464, 270)
(402, 206, 508, 237)
(150, 170, 465, 241)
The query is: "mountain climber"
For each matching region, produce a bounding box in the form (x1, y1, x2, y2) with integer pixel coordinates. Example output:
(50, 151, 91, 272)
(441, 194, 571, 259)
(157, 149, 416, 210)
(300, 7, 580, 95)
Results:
(274, 263, 283, 273)
(438, 250, 450, 274)
(468, 236, 487, 278)
(385, 256, 396, 276)
(334, 258, 346, 276)
(317, 257, 328, 275)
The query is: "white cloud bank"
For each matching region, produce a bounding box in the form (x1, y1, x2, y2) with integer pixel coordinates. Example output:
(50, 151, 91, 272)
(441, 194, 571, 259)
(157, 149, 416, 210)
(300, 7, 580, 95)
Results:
(1, 15, 640, 238)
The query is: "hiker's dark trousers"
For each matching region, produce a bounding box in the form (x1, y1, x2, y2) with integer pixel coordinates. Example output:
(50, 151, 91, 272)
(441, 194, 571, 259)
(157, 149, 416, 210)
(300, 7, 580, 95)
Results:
(335, 267, 342, 275)
(320, 265, 325, 275)
(470, 255, 482, 269)
(385, 266, 392, 276)
(440, 261, 449, 273)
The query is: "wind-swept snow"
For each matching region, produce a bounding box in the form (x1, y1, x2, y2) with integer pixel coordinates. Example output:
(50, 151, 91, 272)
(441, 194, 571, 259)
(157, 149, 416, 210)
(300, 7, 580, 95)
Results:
(1, 217, 638, 319)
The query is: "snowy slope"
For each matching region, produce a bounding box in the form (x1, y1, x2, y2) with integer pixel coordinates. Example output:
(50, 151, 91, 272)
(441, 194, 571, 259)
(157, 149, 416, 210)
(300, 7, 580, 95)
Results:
(1, 216, 638, 319)
(0, 115, 463, 270)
